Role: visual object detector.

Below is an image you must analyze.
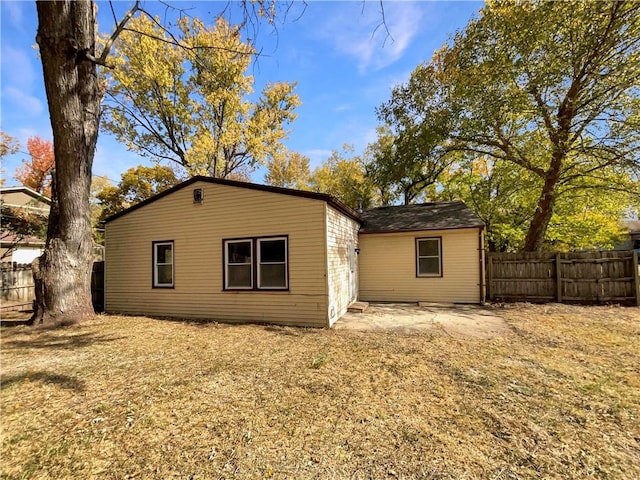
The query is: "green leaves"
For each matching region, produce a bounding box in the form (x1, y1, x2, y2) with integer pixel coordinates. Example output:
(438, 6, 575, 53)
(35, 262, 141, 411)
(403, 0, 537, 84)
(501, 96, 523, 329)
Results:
(363, 125, 451, 205)
(381, 0, 640, 251)
(96, 165, 179, 221)
(310, 145, 374, 210)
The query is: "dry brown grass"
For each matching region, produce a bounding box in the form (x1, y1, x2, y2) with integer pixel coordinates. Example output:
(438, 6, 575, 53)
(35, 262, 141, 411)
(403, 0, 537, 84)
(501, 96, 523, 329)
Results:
(1, 304, 639, 479)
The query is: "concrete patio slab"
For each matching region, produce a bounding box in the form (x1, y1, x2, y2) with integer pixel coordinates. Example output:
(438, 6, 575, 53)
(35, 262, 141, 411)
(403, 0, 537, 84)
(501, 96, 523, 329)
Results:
(334, 303, 509, 338)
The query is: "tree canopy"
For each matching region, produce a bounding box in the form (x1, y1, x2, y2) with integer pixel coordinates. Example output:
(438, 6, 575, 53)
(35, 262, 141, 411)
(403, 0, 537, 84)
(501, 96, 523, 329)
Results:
(380, 0, 640, 251)
(309, 145, 374, 210)
(102, 15, 300, 179)
(15, 136, 55, 197)
(0, 131, 20, 186)
(365, 125, 451, 206)
(96, 165, 180, 222)
(264, 151, 311, 190)
(0, 131, 19, 158)
(437, 155, 632, 252)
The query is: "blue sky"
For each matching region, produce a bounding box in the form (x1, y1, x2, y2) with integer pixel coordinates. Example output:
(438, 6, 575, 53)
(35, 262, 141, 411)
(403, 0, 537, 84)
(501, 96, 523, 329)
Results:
(0, 1, 481, 187)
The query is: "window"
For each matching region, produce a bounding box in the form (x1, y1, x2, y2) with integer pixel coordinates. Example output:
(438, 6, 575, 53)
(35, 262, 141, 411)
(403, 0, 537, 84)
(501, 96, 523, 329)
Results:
(153, 241, 174, 287)
(224, 236, 288, 290)
(258, 238, 287, 288)
(226, 240, 253, 289)
(416, 237, 442, 277)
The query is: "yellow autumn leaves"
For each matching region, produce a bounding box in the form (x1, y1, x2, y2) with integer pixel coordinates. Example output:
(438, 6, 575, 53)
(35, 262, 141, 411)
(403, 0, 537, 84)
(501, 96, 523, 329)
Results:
(102, 15, 300, 179)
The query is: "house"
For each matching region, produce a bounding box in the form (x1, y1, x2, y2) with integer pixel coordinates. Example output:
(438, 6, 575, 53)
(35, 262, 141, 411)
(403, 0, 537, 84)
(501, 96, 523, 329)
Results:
(358, 203, 485, 304)
(0, 186, 50, 264)
(104, 176, 360, 327)
(620, 220, 640, 251)
(104, 176, 485, 327)
(0, 232, 46, 264)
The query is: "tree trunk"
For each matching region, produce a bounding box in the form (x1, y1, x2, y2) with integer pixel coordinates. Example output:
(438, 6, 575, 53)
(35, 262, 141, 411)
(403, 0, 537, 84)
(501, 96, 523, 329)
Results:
(523, 168, 560, 252)
(31, 1, 99, 325)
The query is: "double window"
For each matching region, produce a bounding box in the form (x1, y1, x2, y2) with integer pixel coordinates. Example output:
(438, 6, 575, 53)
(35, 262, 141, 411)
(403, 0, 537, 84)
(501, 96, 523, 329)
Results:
(416, 237, 442, 277)
(224, 236, 288, 290)
(153, 241, 174, 287)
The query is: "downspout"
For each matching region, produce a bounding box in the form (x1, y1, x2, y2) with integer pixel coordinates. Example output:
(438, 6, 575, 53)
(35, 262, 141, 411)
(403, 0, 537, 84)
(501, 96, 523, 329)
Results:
(478, 227, 486, 305)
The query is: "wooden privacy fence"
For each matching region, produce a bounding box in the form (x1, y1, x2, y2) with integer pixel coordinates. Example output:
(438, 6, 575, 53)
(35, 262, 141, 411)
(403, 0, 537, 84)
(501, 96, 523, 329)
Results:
(1, 263, 35, 304)
(487, 250, 640, 306)
(0, 261, 105, 313)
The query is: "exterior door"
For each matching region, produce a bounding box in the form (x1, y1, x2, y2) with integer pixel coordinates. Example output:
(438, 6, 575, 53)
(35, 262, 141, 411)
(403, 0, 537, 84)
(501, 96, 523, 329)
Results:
(349, 241, 357, 302)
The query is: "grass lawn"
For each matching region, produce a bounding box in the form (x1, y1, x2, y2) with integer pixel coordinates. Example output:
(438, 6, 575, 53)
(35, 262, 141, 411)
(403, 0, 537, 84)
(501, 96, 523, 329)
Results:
(1, 304, 639, 479)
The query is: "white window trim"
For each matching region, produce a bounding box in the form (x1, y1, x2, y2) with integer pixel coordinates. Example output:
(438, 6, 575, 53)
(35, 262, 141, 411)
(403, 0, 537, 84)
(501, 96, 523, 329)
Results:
(224, 239, 253, 289)
(153, 241, 174, 287)
(257, 237, 288, 290)
(416, 237, 442, 277)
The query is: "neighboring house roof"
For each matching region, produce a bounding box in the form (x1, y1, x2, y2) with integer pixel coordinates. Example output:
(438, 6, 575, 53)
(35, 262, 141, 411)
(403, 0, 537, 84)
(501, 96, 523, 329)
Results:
(0, 186, 51, 206)
(0, 231, 45, 247)
(104, 176, 363, 224)
(624, 220, 640, 235)
(360, 201, 485, 234)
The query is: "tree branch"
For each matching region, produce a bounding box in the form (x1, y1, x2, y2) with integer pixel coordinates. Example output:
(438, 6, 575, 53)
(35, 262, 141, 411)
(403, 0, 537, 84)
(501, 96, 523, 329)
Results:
(91, 1, 141, 68)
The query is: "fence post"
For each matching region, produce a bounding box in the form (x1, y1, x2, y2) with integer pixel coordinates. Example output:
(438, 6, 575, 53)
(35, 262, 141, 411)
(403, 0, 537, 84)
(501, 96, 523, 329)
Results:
(486, 254, 493, 301)
(633, 251, 640, 307)
(555, 253, 563, 303)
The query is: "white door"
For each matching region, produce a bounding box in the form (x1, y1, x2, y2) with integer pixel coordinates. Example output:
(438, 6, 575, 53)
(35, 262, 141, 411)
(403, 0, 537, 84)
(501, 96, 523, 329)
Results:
(348, 241, 357, 302)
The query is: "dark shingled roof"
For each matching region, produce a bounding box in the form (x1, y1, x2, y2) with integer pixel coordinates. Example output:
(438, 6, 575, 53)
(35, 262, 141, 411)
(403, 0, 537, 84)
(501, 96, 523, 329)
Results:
(360, 201, 484, 233)
(0, 231, 45, 246)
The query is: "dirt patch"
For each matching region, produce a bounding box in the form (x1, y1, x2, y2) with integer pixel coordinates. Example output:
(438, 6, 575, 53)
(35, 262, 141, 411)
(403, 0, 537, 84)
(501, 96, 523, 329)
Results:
(336, 303, 510, 338)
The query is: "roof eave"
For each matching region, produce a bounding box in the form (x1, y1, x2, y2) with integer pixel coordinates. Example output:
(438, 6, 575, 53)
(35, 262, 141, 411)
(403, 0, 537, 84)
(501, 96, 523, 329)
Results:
(359, 224, 485, 234)
(104, 176, 363, 224)
(0, 186, 52, 205)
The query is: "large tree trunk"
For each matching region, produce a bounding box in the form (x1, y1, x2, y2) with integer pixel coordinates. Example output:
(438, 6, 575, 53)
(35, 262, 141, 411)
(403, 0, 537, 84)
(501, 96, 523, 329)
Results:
(523, 96, 573, 253)
(523, 163, 562, 252)
(523, 186, 556, 252)
(31, 1, 99, 325)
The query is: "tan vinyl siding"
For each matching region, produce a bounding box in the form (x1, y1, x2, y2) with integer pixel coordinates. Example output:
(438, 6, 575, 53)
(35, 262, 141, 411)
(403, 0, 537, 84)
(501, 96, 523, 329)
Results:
(0, 191, 47, 210)
(359, 228, 483, 304)
(325, 205, 360, 326)
(105, 181, 329, 327)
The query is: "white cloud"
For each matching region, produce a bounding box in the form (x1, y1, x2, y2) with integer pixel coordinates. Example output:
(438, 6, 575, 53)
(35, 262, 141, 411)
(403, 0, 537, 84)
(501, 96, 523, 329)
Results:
(334, 104, 352, 112)
(2, 2, 23, 30)
(303, 148, 333, 168)
(318, 2, 424, 73)
(16, 127, 42, 142)
(2, 86, 43, 116)
(1, 45, 36, 87)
